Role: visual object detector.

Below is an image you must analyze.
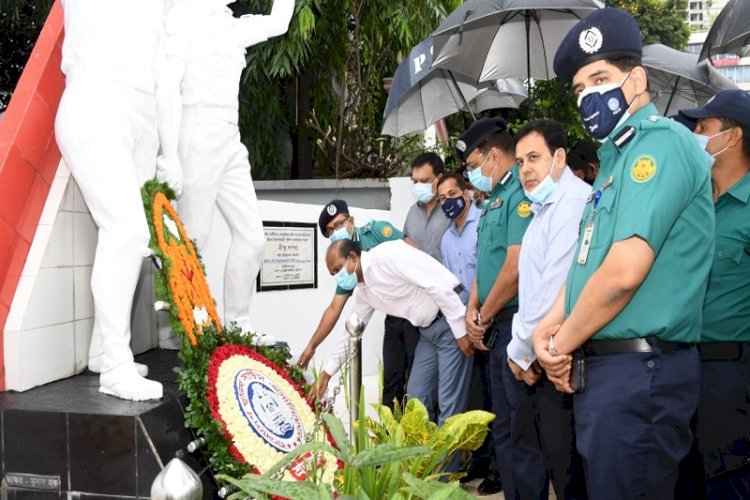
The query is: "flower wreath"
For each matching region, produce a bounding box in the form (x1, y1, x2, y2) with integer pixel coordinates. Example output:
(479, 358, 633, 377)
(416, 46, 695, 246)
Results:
(141, 180, 317, 484)
(208, 345, 338, 483)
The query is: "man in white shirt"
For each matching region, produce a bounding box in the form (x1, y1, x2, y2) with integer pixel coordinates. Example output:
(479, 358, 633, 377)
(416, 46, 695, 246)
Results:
(310, 239, 473, 428)
(156, 0, 294, 337)
(55, 0, 166, 401)
(509, 120, 590, 499)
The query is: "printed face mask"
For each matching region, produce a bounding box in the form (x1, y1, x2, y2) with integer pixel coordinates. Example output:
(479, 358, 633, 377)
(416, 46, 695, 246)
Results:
(577, 72, 632, 140)
(440, 195, 467, 219)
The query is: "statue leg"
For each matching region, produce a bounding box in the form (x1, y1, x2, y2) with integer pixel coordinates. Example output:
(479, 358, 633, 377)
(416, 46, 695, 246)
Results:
(55, 79, 162, 400)
(215, 132, 266, 335)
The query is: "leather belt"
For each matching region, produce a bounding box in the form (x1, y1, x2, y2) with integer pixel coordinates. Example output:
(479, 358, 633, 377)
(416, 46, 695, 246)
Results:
(581, 336, 694, 357)
(698, 342, 745, 361)
(428, 284, 467, 326)
(493, 306, 518, 324)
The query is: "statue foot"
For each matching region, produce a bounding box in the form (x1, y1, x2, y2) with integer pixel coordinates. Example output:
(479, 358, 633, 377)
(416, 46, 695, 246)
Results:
(99, 364, 163, 401)
(89, 358, 148, 377)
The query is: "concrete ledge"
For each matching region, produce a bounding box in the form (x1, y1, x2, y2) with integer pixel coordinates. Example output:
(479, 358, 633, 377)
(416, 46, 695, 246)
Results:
(255, 178, 392, 210)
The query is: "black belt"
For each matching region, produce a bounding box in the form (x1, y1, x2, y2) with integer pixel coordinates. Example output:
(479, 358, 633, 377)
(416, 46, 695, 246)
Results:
(698, 342, 745, 361)
(491, 306, 518, 324)
(427, 284, 467, 326)
(581, 336, 695, 357)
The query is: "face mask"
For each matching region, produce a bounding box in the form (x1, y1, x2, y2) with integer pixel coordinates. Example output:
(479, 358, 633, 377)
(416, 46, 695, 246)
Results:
(467, 154, 497, 193)
(330, 225, 352, 243)
(524, 152, 559, 205)
(335, 257, 358, 291)
(577, 72, 632, 140)
(440, 196, 467, 219)
(412, 182, 435, 204)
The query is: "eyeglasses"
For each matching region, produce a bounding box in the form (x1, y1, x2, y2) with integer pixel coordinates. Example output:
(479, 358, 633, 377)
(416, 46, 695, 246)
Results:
(326, 216, 350, 237)
(465, 153, 490, 172)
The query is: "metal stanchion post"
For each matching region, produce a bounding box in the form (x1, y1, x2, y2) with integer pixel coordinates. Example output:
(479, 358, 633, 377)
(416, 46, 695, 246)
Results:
(345, 313, 365, 441)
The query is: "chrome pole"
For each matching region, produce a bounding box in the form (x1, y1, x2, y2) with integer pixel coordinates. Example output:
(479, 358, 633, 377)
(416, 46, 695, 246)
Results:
(345, 313, 365, 441)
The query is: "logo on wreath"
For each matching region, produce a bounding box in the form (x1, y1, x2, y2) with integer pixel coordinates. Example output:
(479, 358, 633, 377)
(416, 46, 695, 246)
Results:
(234, 368, 305, 453)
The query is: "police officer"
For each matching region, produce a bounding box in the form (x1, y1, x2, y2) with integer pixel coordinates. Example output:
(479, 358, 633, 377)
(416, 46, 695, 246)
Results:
(533, 8, 715, 499)
(298, 200, 414, 410)
(459, 117, 538, 498)
(677, 90, 750, 498)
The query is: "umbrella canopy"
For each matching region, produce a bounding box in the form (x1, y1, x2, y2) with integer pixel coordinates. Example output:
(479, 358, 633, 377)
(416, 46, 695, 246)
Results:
(642, 43, 738, 116)
(699, 0, 750, 61)
(431, 0, 604, 83)
(381, 37, 527, 137)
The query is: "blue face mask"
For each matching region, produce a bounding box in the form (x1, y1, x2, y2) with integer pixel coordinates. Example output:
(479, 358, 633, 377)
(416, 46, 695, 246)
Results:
(412, 182, 435, 204)
(695, 129, 730, 169)
(440, 195, 466, 219)
(335, 257, 358, 291)
(524, 152, 560, 205)
(330, 225, 352, 243)
(467, 154, 496, 193)
(577, 72, 632, 140)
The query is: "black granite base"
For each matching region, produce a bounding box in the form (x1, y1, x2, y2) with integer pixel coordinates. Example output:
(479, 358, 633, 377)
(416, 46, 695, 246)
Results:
(0, 350, 216, 499)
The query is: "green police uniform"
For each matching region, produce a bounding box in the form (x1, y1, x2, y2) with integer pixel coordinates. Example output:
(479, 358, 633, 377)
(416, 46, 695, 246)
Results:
(476, 165, 532, 309)
(335, 220, 404, 295)
(564, 103, 715, 343)
(702, 172, 750, 343)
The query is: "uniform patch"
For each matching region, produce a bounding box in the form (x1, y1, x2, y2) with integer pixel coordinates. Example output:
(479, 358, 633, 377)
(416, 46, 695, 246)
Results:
(630, 155, 657, 183)
(381, 225, 392, 238)
(517, 200, 532, 218)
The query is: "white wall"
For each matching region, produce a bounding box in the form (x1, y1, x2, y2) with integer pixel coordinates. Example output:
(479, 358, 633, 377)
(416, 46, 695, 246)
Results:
(199, 176, 414, 384)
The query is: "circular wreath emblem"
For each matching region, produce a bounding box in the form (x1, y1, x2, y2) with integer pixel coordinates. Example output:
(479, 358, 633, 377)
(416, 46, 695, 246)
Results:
(152, 192, 222, 345)
(207, 345, 337, 482)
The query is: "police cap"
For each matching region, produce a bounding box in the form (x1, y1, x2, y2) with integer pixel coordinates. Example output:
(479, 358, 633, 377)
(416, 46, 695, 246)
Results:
(679, 89, 750, 130)
(456, 117, 508, 163)
(319, 199, 349, 236)
(553, 8, 642, 85)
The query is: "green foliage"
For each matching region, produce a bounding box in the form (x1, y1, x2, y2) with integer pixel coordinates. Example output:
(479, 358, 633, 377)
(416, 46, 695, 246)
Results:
(220, 390, 493, 499)
(232, 0, 462, 179)
(0, 0, 54, 112)
(607, 0, 691, 50)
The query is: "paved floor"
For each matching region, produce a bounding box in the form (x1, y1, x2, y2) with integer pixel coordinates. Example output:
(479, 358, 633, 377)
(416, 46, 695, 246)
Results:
(463, 478, 557, 498)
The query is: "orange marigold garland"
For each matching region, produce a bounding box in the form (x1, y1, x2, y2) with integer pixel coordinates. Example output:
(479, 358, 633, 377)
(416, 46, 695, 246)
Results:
(151, 191, 222, 345)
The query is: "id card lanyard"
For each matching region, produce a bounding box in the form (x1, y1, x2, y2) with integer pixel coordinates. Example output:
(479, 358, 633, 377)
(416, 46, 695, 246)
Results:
(577, 176, 614, 265)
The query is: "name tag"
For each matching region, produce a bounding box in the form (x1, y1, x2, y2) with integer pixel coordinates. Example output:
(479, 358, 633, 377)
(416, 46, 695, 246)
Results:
(577, 222, 594, 265)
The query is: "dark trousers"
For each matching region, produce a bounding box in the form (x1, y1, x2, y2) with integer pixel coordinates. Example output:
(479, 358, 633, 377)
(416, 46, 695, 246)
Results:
(676, 344, 750, 499)
(575, 347, 700, 499)
(382, 315, 419, 410)
(466, 349, 496, 471)
(489, 318, 548, 500)
(537, 378, 587, 500)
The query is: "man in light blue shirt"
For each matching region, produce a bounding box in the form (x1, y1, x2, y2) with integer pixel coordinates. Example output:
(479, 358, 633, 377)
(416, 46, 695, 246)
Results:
(508, 120, 590, 499)
(438, 173, 501, 493)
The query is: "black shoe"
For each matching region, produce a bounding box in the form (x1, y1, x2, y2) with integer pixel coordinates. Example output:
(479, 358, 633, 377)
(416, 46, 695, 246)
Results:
(477, 473, 503, 495)
(460, 463, 489, 484)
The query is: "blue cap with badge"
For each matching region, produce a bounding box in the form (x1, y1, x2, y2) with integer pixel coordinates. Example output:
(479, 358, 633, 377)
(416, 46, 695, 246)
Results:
(318, 199, 349, 236)
(455, 117, 508, 163)
(553, 7, 643, 85)
(678, 89, 750, 129)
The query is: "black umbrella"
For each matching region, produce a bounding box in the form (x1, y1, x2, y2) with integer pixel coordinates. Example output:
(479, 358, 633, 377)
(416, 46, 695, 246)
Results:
(382, 37, 527, 137)
(699, 0, 750, 62)
(431, 0, 604, 91)
(643, 44, 737, 116)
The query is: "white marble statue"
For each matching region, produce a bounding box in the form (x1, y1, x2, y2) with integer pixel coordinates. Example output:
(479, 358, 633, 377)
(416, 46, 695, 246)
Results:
(156, 0, 295, 340)
(55, 0, 166, 401)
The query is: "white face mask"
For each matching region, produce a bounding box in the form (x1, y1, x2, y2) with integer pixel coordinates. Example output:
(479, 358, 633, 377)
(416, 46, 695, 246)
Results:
(524, 151, 560, 205)
(694, 129, 731, 168)
(412, 182, 435, 204)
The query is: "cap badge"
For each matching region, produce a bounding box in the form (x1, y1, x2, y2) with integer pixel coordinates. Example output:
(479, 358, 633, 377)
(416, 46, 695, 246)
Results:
(326, 204, 337, 216)
(579, 27, 603, 54)
(456, 140, 467, 152)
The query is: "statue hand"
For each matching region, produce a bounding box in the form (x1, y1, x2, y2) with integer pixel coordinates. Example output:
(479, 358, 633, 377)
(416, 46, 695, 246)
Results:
(156, 155, 183, 197)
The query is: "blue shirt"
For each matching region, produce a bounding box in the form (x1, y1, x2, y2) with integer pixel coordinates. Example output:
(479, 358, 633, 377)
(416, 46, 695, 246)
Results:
(440, 203, 481, 291)
(508, 168, 590, 370)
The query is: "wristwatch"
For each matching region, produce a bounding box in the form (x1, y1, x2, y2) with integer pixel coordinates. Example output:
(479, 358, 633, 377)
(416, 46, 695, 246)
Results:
(548, 335, 558, 356)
